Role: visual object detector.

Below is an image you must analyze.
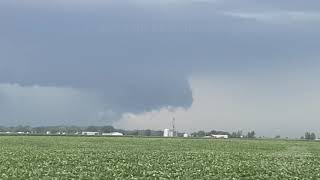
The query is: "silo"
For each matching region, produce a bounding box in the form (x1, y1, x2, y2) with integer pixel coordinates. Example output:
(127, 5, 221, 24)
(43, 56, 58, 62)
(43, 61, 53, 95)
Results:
(163, 129, 170, 137)
(169, 131, 174, 137)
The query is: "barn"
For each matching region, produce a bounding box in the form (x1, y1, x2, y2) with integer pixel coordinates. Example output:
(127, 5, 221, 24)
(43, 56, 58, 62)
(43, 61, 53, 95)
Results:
(102, 132, 124, 136)
(211, 134, 229, 139)
(82, 132, 99, 136)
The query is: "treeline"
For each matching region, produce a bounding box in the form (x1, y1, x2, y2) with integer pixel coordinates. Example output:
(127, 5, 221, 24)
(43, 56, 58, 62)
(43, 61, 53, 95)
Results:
(0, 125, 257, 138)
(191, 130, 256, 138)
(301, 132, 317, 140)
(0, 125, 117, 134)
(2, 126, 318, 140)
(0, 125, 163, 136)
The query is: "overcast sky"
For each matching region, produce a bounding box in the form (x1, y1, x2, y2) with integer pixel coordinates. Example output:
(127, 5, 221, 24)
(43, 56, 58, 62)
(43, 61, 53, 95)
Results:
(1, 0, 320, 137)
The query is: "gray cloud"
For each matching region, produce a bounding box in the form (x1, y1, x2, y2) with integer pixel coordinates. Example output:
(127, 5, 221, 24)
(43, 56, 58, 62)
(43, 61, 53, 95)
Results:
(0, 84, 111, 126)
(0, 0, 320, 133)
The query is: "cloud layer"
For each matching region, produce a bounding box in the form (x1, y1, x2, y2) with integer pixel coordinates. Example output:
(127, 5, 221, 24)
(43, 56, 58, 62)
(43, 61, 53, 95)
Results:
(117, 68, 320, 138)
(0, 0, 320, 136)
(0, 84, 109, 126)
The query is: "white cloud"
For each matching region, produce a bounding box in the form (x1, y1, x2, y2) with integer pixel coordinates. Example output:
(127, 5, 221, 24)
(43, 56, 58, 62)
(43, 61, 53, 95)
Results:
(224, 11, 320, 24)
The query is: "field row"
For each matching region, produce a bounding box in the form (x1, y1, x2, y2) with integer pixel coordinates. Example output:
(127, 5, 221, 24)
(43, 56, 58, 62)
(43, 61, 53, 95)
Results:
(0, 136, 320, 179)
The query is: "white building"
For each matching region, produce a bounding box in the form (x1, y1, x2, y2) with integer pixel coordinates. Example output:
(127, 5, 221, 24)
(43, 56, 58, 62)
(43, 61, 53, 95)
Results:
(163, 129, 174, 137)
(211, 134, 229, 139)
(102, 132, 124, 136)
(169, 131, 174, 137)
(183, 133, 189, 138)
(163, 129, 170, 137)
(82, 132, 99, 136)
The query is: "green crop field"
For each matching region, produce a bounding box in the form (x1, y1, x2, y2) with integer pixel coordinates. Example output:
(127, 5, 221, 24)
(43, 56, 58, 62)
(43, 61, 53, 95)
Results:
(0, 136, 320, 179)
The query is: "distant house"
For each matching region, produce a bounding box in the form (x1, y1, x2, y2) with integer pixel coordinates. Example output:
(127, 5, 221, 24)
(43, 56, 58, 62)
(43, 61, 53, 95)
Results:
(211, 134, 229, 139)
(82, 132, 99, 136)
(183, 133, 189, 138)
(102, 132, 123, 136)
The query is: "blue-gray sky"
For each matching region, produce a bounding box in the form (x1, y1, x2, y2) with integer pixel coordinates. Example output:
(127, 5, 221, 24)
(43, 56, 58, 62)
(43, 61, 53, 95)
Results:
(1, 0, 320, 137)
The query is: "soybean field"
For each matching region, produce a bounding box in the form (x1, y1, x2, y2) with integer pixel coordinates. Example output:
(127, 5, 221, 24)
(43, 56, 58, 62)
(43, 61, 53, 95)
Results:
(1, 136, 320, 179)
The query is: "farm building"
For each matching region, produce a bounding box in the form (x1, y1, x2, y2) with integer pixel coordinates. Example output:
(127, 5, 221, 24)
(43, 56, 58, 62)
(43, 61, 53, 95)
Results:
(211, 134, 229, 139)
(163, 129, 174, 137)
(82, 132, 99, 136)
(102, 132, 124, 136)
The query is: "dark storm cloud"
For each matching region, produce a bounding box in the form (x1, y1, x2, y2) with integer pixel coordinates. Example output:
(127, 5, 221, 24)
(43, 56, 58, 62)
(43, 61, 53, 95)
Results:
(0, 2, 196, 114)
(0, 0, 320, 126)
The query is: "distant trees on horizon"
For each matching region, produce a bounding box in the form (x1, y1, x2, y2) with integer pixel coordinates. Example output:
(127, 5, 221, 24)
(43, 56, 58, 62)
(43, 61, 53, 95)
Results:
(1, 125, 318, 140)
(191, 130, 256, 139)
(303, 132, 317, 140)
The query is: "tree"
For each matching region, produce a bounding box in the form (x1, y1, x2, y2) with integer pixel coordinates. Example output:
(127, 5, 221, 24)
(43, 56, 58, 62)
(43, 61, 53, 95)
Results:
(231, 132, 237, 138)
(100, 126, 115, 133)
(305, 132, 311, 140)
(145, 129, 152, 136)
(85, 126, 99, 132)
(0, 126, 7, 132)
(13, 125, 31, 133)
(275, 135, 281, 139)
(193, 131, 206, 137)
(33, 127, 47, 134)
(247, 131, 256, 138)
(304, 132, 316, 140)
(151, 131, 163, 136)
(310, 133, 316, 140)
(230, 130, 243, 138)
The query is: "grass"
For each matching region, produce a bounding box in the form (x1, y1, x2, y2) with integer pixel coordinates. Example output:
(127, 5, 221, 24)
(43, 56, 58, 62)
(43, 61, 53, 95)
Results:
(0, 136, 320, 179)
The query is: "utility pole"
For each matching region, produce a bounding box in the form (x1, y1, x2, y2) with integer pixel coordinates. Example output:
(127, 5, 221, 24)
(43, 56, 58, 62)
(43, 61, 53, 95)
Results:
(172, 117, 176, 137)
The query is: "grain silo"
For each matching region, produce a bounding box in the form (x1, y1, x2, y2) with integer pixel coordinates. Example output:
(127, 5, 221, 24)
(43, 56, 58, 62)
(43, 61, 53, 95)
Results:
(163, 129, 170, 137)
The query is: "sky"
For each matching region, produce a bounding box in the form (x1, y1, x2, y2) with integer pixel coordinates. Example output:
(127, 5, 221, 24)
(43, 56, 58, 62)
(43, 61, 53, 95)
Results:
(1, 0, 320, 137)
